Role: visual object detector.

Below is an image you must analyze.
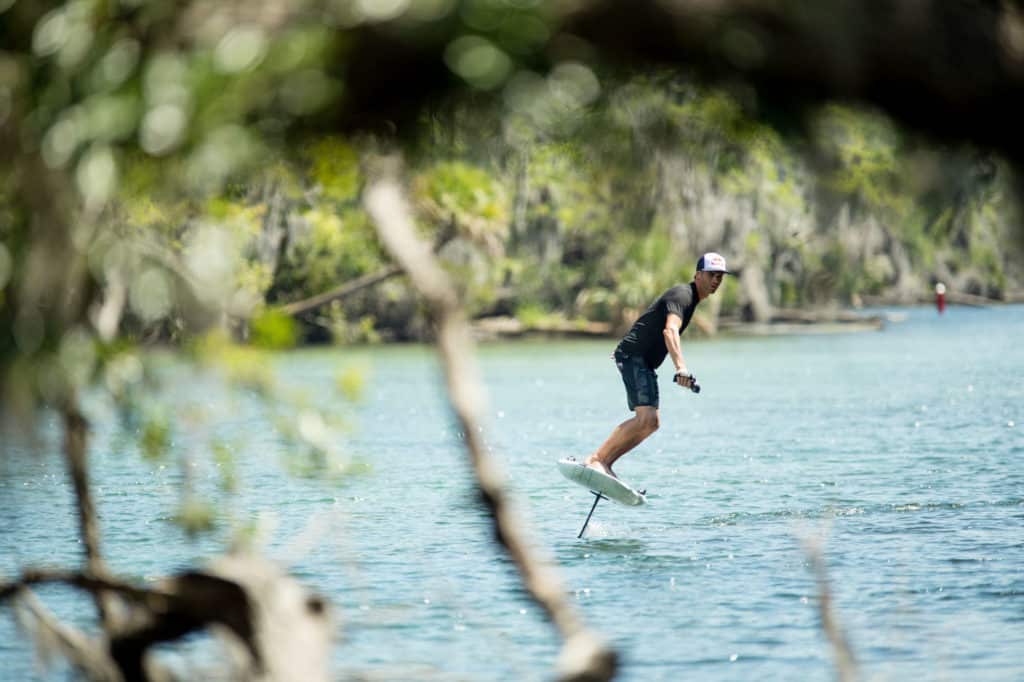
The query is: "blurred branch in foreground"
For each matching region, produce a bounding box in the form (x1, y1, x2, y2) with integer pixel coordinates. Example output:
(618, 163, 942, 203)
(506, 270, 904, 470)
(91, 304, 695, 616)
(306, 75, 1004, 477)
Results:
(3, 556, 332, 682)
(803, 531, 859, 682)
(365, 152, 617, 682)
(60, 394, 119, 636)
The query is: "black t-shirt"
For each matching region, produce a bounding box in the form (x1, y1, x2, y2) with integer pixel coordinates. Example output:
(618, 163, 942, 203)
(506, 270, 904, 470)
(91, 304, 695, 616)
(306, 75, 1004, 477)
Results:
(616, 283, 700, 369)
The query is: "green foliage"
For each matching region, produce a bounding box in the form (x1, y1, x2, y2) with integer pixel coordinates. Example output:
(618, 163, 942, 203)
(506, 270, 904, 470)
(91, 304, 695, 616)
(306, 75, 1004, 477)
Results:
(211, 439, 239, 493)
(287, 208, 383, 297)
(323, 306, 382, 345)
(719, 275, 741, 313)
(335, 364, 367, 402)
(413, 160, 509, 250)
(602, 228, 688, 314)
(140, 413, 171, 461)
(305, 137, 361, 203)
(19, 38, 1019, 352)
(192, 330, 275, 395)
(174, 498, 217, 537)
(251, 309, 298, 350)
(514, 302, 548, 328)
(813, 104, 910, 217)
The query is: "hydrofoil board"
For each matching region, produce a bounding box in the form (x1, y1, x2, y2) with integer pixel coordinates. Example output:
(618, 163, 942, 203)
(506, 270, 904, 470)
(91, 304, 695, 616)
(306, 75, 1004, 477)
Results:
(557, 457, 646, 506)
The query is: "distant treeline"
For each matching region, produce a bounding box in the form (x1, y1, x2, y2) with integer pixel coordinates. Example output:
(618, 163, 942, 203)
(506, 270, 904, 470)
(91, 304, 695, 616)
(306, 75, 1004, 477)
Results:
(41, 77, 1024, 344)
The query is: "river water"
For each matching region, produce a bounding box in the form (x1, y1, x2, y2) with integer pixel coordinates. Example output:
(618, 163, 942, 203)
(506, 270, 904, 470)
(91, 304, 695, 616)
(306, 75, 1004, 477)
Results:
(2, 305, 1022, 681)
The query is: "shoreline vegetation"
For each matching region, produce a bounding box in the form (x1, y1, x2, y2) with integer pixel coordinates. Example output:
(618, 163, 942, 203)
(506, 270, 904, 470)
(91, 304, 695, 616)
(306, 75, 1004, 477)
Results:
(466, 308, 891, 341)
(454, 289, 1024, 342)
(7, 83, 1022, 354)
(228, 95, 1024, 348)
(468, 293, 1024, 342)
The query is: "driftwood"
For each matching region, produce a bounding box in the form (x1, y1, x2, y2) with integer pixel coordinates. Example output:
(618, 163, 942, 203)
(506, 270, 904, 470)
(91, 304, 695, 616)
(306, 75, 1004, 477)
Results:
(471, 315, 613, 340)
(769, 309, 884, 325)
(364, 153, 617, 682)
(859, 290, 1005, 307)
(279, 265, 404, 317)
(3, 556, 332, 682)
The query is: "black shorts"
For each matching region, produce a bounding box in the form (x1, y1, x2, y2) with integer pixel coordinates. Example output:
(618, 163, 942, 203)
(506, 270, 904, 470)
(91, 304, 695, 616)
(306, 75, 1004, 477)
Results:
(614, 350, 659, 410)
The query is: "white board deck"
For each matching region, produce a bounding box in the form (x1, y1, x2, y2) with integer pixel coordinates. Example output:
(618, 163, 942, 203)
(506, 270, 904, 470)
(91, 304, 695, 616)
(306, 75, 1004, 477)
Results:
(557, 458, 646, 506)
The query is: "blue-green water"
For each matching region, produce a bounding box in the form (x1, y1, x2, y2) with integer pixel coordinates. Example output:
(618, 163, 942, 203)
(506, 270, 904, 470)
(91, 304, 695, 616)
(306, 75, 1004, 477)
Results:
(2, 306, 1023, 680)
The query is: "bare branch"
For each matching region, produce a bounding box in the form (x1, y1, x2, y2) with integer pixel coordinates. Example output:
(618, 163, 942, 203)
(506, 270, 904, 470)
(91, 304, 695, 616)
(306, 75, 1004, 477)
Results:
(13, 590, 122, 682)
(3, 555, 332, 682)
(61, 396, 119, 634)
(279, 265, 403, 317)
(364, 153, 617, 682)
(803, 533, 859, 682)
(0, 568, 159, 604)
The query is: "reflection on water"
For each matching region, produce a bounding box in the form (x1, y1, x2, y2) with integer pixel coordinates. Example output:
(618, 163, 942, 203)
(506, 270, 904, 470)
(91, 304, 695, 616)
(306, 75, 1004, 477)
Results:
(2, 305, 1023, 680)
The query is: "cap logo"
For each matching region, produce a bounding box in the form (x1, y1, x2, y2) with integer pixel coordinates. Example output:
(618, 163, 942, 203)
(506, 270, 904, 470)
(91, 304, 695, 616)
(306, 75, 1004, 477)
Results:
(704, 253, 725, 269)
(698, 252, 729, 273)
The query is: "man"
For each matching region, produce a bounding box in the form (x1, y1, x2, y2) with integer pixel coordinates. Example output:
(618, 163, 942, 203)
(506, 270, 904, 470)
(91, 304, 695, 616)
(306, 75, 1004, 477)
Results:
(583, 252, 731, 478)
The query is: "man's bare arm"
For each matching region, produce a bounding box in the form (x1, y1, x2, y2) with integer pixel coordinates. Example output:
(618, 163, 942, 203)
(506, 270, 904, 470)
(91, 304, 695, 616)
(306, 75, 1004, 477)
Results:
(662, 313, 693, 387)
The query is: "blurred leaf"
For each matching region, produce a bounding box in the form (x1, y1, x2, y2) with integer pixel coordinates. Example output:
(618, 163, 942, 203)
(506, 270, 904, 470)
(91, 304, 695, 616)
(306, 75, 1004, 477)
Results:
(334, 364, 366, 402)
(193, 330, 275, 395)
(306, 137, 361, 202)
(174, 498, 216, 537)
(211, 439, 238, 492)
(251, 309, 298, 349)
(140, 414, 170, 460)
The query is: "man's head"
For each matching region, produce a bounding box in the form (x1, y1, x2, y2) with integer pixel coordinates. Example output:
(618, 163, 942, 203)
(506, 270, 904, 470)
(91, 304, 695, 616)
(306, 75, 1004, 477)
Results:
(694, 252, 731, 299)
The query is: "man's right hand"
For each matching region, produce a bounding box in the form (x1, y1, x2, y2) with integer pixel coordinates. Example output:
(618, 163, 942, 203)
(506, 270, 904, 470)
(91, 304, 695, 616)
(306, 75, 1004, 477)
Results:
(675, 372, 701, 393)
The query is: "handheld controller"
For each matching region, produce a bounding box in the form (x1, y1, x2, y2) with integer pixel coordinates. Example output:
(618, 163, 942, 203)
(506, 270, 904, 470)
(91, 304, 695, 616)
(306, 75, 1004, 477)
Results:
(675, 372, 701, 394)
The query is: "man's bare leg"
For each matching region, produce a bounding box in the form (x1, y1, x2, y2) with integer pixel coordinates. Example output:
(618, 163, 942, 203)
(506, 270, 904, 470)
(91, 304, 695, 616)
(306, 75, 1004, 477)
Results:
(583, 406, 660, 478)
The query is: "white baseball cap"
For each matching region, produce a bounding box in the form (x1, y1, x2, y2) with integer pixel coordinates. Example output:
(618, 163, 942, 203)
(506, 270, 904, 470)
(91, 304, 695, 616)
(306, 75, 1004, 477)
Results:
(696, 252, 732, 274)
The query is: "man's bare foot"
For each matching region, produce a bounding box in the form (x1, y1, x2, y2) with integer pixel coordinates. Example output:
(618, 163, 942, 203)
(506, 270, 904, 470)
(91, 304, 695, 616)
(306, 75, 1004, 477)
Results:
(583, 458, 617, 479)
